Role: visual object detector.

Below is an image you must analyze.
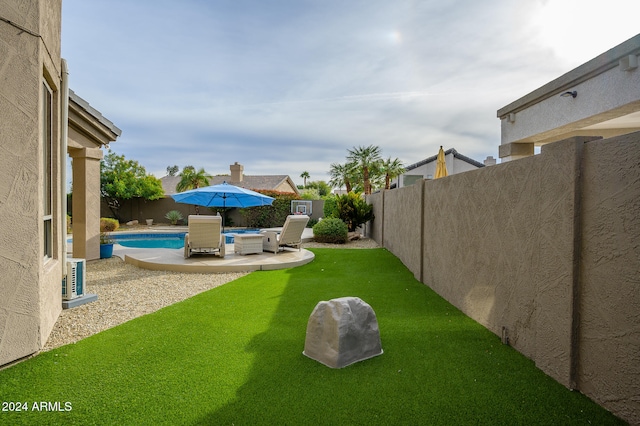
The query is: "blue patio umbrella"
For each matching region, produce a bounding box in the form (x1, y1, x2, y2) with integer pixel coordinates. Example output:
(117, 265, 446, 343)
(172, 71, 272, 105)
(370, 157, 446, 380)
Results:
(171, 182, 274, 230)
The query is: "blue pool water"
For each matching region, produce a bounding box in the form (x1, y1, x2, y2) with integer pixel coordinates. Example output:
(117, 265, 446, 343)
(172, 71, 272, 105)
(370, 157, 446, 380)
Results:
(86, 229, 262, 249)
(113, 233, 186, 249)
(223, 229, 261, 244)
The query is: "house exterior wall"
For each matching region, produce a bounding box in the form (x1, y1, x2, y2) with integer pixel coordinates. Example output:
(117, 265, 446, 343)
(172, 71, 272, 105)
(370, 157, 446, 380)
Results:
(500, 56, 640, 145)
(366, 133, 639, 424)
(274, 180, 297, 194)
(498, 34, 640, 163)
(393, 153, 482, 188)
(0, 0, 64, 366)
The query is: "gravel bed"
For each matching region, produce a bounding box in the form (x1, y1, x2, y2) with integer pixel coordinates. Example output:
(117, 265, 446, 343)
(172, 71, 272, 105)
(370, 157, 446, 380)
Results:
(44, 237, 379, 351)
(302, 237, 379, 249)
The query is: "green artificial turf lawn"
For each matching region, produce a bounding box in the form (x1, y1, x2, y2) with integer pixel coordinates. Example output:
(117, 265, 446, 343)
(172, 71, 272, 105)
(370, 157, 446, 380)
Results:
(0, 249, 624, 425)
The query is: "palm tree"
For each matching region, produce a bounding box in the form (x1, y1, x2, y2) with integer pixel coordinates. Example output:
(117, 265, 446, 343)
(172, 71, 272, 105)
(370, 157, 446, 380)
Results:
(347, 145, 382, 195)
(329, 162, 354, 193)
(176, 166, 211, 214)
(380, 157, 405, 189)
(300, 171, 310, 188)
(176, 166, 211, 192)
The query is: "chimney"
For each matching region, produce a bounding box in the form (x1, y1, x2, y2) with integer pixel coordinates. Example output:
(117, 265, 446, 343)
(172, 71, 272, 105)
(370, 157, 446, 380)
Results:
(484, 156, 497, 166)
(230, 162, 244, 182)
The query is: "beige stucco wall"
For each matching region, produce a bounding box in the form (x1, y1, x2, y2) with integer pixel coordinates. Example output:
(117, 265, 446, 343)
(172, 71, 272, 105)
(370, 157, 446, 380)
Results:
(0, 0, 63, 365)
(381, 182, 423, 281)
(70, 147, 103, 260)
(366, 134, 639, 424)
(577, 132, 640, 422)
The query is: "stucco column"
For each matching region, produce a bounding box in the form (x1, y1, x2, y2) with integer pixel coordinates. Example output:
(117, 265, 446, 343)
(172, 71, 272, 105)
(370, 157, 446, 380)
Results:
(498, 142, 534, 162)
(69, 147, 103, 260)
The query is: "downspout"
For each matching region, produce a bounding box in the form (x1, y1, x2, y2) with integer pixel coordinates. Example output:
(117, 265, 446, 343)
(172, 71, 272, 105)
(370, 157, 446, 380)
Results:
(61, 59, 69, 275)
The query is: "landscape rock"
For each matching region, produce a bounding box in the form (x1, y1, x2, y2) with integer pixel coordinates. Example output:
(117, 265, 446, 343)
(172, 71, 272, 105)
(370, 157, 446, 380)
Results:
(303, 297, 383, 368)
(126, 220, 139, 226)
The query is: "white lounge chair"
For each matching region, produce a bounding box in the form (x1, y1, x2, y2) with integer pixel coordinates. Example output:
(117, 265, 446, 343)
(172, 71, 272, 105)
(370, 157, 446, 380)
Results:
(262, 215, 309, 253)
(184, 215, 226, 259)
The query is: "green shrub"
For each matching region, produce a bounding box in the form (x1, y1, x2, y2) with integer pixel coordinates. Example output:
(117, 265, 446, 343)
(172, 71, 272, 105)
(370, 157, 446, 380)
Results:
(334, 192, 373, 232)
(323, 196, 337, 218)
(307, 218, 319, 228)
(313, 218, 348, 244)
(100, 217, 119, 232)
(241, 191, 297, 228)
(165, 210, 184, 225)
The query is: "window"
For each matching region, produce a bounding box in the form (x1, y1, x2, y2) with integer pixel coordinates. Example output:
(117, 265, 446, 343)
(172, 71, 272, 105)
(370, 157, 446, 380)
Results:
(42, 81, 53, 260)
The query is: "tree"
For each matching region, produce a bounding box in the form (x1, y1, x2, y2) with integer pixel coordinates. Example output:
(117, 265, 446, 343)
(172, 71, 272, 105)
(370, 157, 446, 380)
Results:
(328, 162, 355, 193)
(300, 188, 320, 200)
(305, 180, 332, 197)
(300, 171, 310, 188)
(176, 166, 212, 214)
(380, 157, 405, 189)
(176, 166, 211, 192)
(166, 165, 179, 176)
(347, 145, 382, 195)
(100, 150, 164, 221)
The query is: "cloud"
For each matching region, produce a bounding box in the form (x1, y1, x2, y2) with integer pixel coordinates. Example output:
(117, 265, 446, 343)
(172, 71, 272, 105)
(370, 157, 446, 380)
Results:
(62, 0, 639, 186)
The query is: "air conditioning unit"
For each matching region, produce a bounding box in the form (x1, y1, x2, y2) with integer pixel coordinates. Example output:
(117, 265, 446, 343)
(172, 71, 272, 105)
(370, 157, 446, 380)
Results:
(62, 258, 85, 300)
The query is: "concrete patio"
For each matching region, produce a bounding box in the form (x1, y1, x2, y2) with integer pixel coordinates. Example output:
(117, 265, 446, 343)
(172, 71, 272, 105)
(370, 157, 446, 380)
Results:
(112, 227, 315, 273)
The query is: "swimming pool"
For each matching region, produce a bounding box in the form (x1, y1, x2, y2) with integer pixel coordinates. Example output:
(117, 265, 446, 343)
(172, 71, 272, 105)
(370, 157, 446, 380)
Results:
(104, 229, 262, 249)
(112, 233, 186, 249)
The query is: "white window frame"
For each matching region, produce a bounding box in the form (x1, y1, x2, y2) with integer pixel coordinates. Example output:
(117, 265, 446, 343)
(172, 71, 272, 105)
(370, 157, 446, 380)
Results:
(42, 80, 53, 261)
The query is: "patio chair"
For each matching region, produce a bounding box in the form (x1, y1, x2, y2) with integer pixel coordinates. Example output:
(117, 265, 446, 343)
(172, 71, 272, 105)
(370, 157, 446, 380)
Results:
(184, 215, 226, 259)
(262, 215, 309, 254)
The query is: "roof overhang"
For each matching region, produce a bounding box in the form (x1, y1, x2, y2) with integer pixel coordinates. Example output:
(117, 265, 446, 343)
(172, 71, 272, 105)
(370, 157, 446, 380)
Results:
(68, 89, 122, 150)
(498, 34, 640, 146)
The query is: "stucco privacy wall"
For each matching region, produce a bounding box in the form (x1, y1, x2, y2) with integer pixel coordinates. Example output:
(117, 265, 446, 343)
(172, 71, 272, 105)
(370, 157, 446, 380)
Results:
(366, 134, 639, 424)
(0, 0, 64, 365)
(577, 132, 640, 422)
(379, 182, 423, 280)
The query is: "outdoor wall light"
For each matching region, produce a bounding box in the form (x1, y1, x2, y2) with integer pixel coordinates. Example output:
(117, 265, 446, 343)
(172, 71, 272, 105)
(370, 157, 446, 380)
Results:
(561, 91, 577, 98)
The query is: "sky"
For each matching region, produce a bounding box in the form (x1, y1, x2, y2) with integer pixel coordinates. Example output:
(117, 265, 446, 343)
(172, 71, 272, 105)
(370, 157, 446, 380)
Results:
(61, 0, 639, 188)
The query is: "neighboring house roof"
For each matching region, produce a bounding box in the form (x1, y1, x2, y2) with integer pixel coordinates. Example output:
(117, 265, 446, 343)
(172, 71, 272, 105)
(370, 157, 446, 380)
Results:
(161, 175, 299, 196)
(404, 148, 485, 171)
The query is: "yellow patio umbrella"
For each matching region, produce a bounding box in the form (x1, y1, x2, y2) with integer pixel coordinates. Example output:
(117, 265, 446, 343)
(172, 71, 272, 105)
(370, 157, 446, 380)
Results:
(434, 146, 448, 179)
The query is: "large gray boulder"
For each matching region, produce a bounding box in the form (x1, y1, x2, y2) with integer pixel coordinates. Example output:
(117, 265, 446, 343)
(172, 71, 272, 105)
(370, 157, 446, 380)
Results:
(303, 297, 383, 368)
